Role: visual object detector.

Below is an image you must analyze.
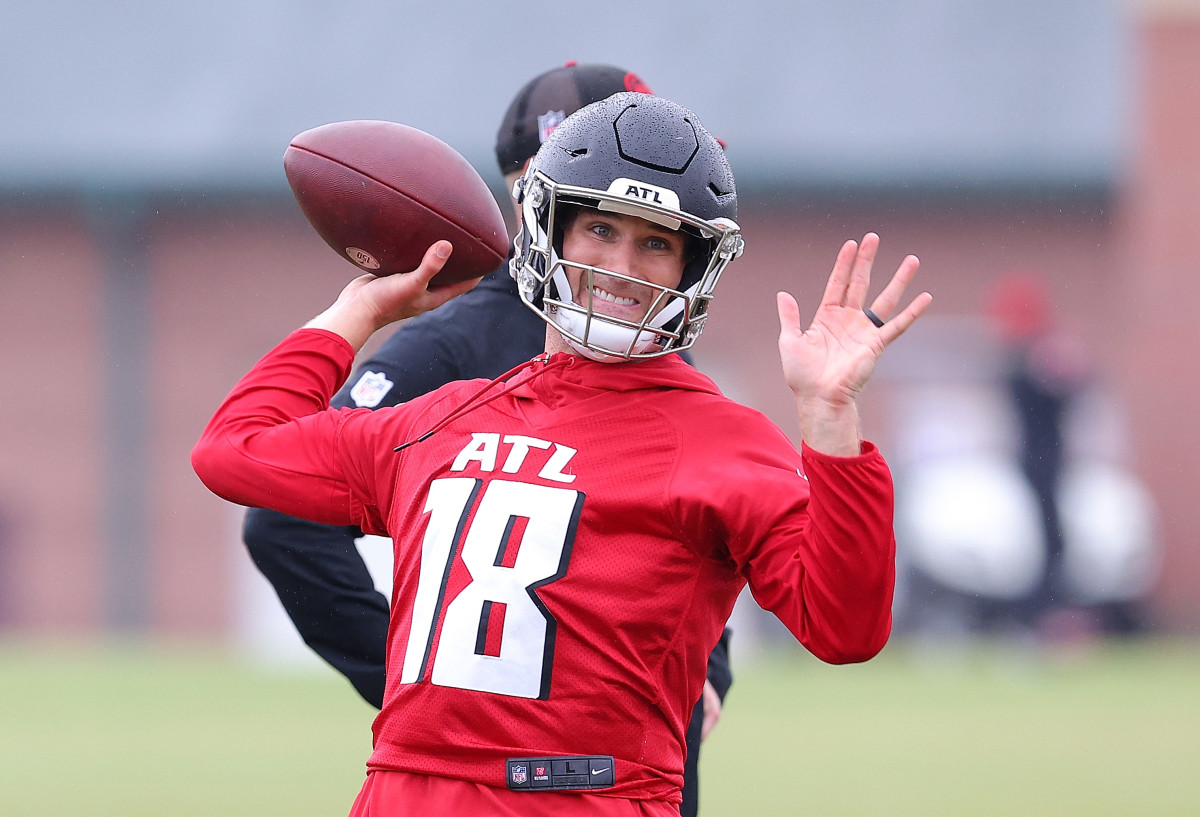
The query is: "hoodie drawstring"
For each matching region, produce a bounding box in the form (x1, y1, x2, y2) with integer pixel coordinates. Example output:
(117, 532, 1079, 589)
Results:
(393, 354, 571, 452)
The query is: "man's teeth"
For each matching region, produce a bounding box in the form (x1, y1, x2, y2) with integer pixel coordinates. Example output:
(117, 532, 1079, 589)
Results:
(592, 286, 636, 306)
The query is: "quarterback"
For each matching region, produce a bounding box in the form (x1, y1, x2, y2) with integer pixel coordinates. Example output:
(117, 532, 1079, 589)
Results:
(193, 93, 931, 815)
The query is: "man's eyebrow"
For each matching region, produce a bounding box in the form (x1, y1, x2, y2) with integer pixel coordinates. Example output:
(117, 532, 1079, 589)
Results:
(619, 213, 678, 235)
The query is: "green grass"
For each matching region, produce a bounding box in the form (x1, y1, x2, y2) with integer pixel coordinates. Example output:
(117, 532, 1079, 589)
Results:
(0, 640, 374, 816)
(2, 638, 1198, 816)
(698, 639, 1200, 816)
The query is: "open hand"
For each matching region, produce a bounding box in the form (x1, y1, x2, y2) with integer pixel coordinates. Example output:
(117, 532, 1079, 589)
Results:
(777, 233, 931, 453)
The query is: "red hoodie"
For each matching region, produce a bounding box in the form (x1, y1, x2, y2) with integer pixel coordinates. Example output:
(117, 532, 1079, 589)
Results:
(192, 327, 895, 805)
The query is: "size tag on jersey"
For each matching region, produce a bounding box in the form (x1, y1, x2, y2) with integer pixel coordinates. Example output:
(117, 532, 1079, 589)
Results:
(506, 755, 615, 791)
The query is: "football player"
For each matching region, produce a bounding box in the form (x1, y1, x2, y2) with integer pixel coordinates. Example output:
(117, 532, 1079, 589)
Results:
(195, 92, 930, 815)
(242, 63, 731, 817)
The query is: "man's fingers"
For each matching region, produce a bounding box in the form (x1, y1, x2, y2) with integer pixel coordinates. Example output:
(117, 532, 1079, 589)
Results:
(411, 240, 453, 287)
(879, 291, 933, 343)
(776, 290, 803, 336)
(700, 679, 723, 741)
(867, 254, 921, 319)
(422, 274, 483, 309)
(819, 239, 859, 307)
(845, 232, 879, 307)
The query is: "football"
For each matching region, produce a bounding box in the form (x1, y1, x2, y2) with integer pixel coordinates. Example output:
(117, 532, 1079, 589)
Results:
(283, 120, 509, 286)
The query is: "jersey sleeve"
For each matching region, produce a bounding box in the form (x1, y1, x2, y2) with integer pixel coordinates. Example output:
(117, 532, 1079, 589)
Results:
(192, 328, 413, 533)
(672, 409, 895, 664)
(757, 441, 895, 663)
(231, 317, 487, 711)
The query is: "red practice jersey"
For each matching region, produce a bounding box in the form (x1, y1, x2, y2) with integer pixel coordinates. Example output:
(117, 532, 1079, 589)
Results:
(193, 328, 896, 805)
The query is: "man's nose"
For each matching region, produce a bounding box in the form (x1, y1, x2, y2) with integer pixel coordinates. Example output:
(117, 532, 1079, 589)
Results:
(599, 238, 639, 279)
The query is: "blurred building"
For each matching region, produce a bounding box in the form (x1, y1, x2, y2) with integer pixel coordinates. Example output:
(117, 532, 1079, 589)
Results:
(1, 1, 1198, 640)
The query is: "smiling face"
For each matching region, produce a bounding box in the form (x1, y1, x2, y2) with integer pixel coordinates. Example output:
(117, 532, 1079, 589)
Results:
(559, 207, 687, 324)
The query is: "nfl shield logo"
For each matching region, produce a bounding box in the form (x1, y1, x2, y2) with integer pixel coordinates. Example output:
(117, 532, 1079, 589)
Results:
(537, 110, 566, 144)
(511, 765, 527, 784)
(349, 370, 394, 408)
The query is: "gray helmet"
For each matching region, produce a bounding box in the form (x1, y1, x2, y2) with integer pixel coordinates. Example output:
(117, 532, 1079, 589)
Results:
(510, 92, 744, 361)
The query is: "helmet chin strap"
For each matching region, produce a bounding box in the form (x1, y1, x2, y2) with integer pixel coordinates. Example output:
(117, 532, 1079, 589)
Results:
(552, 309, 655, 361)
(546, 265, 693, 361)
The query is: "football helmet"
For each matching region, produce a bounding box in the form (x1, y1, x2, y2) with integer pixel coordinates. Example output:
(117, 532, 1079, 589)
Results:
(510, 93, 744, 361)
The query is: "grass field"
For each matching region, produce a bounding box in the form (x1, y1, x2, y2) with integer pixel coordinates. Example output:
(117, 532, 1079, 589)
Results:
(2, 637, 1198, 816)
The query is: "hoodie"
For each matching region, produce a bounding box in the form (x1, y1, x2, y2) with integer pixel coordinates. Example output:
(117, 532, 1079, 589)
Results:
(192, 326, 896, 806)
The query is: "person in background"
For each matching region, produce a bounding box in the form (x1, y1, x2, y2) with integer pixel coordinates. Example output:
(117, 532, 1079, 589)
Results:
(988, 271, 1090, 632)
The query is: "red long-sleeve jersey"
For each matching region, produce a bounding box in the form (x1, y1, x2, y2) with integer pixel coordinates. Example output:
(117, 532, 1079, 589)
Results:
(192, 328, 895, 805)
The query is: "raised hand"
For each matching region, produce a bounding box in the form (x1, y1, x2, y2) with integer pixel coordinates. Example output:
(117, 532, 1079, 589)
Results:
(777, 233, 931, 455)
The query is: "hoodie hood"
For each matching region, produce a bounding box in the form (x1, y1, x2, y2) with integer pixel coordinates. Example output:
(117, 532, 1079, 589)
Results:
(394, 350, 722, 453)
(512, 351, 724, 410)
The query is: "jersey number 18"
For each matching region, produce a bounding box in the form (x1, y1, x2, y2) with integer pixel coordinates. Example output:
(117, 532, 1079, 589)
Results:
(399, 477, 583, 699)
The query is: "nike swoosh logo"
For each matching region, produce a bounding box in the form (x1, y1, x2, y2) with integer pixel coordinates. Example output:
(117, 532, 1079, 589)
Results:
(591, 767, 609, 775)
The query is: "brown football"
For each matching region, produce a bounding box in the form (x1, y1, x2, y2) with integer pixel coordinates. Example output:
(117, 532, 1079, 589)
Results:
(284, 120, 509, 286)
